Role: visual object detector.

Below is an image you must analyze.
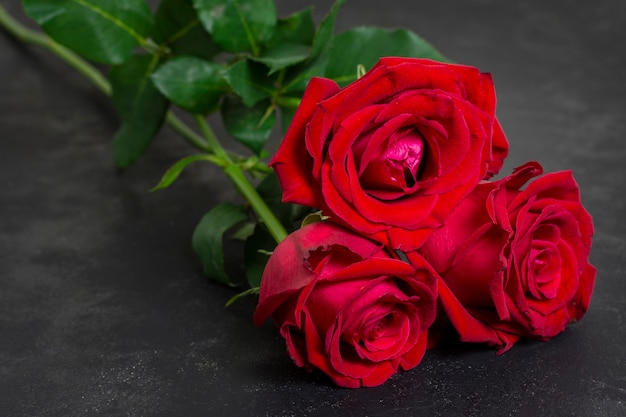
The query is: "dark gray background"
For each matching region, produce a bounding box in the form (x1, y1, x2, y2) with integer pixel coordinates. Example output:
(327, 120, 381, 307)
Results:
(1, 0, 625, 416)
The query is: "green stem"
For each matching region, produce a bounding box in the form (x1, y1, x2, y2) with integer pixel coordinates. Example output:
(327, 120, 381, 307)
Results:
(0, 4, 111, 94)
(225, 164, 288, 243)
(194, 115, 230, 162)
(0, 4, 209, 153)
(193, 115, 288, 243)
(2, 4, 287, 244)
(166, 113, 211, 152)
(275, 96, 302, 110)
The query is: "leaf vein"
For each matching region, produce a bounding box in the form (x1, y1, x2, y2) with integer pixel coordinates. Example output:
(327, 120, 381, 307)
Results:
(72, 0, 146, 45)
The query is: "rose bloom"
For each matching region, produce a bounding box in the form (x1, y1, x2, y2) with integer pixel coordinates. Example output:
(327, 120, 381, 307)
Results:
(420, 162, 596, 352)
(253, 222, 437, 388)
(270, 57, 509, 250)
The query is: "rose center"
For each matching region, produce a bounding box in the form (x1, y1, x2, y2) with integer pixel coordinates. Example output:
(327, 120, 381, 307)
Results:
(360, 129, 425, 195)
(385, 133, 425, 188)
(360, 310, 405, 353)
(528, 246, 561, 299)
(368, 314, 391, 340)
(533, 254, 550, 276)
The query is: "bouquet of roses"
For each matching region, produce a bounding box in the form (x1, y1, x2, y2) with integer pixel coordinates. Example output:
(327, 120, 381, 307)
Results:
(253, 58, 596, 387)
(0, 0, 595, 388)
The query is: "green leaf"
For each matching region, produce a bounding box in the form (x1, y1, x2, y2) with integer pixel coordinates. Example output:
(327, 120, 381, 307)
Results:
(230, 221, 256, 241)
(281, 53, 329, 94)
(326, 26, 449, 86)
(276, 0, 343, 91)
(23, 0, 153, 64)
(193, 0, 276, 55)
(110, 54, 169, 167)
(221, 96, 276, 155)
(251, 42, 311, 75)
(192, 203, 249, 286)
(152, 0, 220, 60)
(222, 59, 274, 107)
(267, 7, 315, 48)
(301, 211, 330, 227)
(151, 154, 223, 191)
(151, 56, 228, 114)
(310, 0, 345, 59)
(224, 287, 259, 308)
(244, 224, 275, 288)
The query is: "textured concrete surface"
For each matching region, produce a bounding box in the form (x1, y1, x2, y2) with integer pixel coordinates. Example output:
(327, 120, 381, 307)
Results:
(1, 0, 625, 416)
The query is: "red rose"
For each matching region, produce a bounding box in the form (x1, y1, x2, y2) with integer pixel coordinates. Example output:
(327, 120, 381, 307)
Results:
(253, 222, 437, 388)
(420, 162, 596, 352)
(271, 57, 509, 250)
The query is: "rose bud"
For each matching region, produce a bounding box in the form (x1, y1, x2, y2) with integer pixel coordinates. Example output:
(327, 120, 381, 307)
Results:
(253, 222, 438, 388)
(420, 162, 596, 352)
(270, 57, 509, 250)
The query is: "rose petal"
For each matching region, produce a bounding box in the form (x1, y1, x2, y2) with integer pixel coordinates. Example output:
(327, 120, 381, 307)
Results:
(270, 77, 340, 207)
(253, 223, 383, 325)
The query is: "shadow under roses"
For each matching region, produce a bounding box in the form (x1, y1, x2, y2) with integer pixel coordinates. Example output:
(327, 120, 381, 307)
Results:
(426, 320, 572, 358)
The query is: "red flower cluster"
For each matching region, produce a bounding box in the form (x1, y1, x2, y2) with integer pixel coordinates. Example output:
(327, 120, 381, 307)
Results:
(254, 58, 595, 388)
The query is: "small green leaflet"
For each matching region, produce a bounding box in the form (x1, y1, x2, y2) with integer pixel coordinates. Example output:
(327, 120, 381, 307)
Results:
(251, 43, 311, 75)
(221, 95, 276, 156)
(151, 154, 224, 191)
(224, 287, 260, 308)
(266, 7, 315, 48)
(222, 59, 274, 108)
(193, 0, 276, 56)
(310, 0, 345, 59)
(192, 203, 249, 286)
(152, 0, 220, 60)
(151, 56, 228, 114)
